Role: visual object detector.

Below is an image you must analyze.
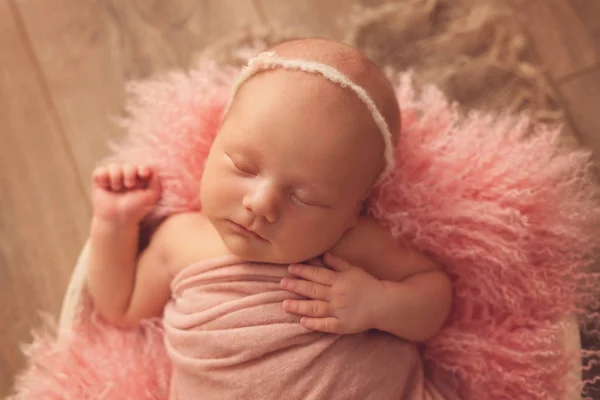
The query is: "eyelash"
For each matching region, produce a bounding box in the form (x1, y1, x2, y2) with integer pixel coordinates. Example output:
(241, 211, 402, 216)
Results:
(292, 192, 331, 208)
(291, 193, 314, 206)
(227, 155, 326, 208)
(230, 157, 257, 176)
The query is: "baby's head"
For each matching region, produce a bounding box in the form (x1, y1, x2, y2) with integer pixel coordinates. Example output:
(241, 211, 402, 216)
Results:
(200, 38, 400, 263)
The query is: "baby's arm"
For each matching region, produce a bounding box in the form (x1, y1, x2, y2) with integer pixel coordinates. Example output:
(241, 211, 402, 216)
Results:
(331, 217, 453, 342)
(283, 216, 452, 341)
(372, 269, 452, 342)
(86, 164, 171, 328)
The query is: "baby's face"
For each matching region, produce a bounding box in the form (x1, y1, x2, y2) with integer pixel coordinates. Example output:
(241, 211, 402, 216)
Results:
(200, 70, 384, 264)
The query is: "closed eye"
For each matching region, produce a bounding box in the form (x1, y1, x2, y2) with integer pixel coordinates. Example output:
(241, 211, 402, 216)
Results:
(291, 193, 330, 208)
(227, 154, 257, 176)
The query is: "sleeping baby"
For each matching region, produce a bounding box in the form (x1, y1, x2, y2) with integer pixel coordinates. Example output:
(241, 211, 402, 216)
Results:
(86, 38, 455, 399)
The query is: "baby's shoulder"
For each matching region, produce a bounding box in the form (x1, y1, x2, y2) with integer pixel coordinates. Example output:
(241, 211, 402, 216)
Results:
(331, 216, 440, 281)
(157, 211, 210, 233)
(151, 212, 230, 275)
(331, 216, 395, 260)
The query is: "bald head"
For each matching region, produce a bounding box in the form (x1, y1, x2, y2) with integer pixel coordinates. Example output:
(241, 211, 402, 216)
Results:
(202, 39, 402, 263)
(268, 38, 401, 144)
(223, 37, 401, 188)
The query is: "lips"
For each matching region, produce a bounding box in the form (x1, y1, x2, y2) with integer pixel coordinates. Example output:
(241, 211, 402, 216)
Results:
(228, 220, 266, 241)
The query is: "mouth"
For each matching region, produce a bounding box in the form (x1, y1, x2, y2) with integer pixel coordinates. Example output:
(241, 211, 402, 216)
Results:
(228, 220, 267, 241)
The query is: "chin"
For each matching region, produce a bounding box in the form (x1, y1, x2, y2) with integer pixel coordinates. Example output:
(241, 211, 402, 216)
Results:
(223, 239, 294, 264)
(222, 235, 267, 261)
(220, 229, 324, 264)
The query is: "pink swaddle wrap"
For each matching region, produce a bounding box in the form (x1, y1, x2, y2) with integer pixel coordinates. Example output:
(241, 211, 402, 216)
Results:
(164, 255, 453, 400)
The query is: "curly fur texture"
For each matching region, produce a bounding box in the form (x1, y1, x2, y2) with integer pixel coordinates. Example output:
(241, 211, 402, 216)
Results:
(10, 311, 169, 400)
(9, 63, 600, 400)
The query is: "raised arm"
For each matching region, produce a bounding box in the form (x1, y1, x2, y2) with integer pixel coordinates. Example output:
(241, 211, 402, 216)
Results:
(86, 164, 171, 328)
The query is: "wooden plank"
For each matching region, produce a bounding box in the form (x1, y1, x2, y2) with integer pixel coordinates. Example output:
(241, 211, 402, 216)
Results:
(510, 0, 599, 81)
(255, 0, 357, 41)
(0, 1, 90, 396)
(569, 0, 600, 51)
(14, 0, 263, 196)
(1, 0, 263, 395)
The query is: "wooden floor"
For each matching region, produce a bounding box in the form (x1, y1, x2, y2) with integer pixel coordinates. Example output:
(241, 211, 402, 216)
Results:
(1, 0, 600, 397)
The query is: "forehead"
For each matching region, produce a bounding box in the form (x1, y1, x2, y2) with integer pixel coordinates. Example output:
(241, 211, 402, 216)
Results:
(224, 70, 379, 159)
(221, 71, 382, 183)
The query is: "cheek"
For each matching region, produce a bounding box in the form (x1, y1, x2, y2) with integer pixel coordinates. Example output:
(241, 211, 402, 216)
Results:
(279, 210, 352, 250)
(201, 166, 245, 210)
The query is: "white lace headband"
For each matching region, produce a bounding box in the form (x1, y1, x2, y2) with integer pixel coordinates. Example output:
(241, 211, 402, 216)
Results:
(228, 51, 395, 184)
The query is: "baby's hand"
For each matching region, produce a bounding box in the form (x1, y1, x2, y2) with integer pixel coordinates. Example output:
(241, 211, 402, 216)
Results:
(91, 164, 161, 225)
(280, 253, 384, 335)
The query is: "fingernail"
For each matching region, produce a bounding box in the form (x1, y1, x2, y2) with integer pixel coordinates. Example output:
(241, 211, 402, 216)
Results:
(280, 278, 289, 288)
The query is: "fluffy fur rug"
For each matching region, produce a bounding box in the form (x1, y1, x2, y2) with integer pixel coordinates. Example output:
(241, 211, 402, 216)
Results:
(8, 63, 600, 399)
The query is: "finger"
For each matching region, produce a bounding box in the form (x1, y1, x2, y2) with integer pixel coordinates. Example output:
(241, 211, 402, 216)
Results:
(288, 264, 335, 286)
(123, 164, 137, 189)
(283, 299, 331, 318)
(138, 165, 151, 179)
(137, 166, 156, 190)
(108, 165, 124, 191)
(92, 167, 109, 188)
(323, 252, 352, 272)
(280, 278, 330, 301)
(300, 317, 341, 334)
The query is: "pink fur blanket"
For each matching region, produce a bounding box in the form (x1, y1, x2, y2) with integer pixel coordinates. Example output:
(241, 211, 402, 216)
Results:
(9, 63, 600, 400)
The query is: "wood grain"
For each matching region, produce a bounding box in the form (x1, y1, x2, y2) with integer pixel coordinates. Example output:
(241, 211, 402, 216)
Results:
(511, 0, 599, 81)
(2, 0, 262, 395)
(0, 1, 90, 396)
(14, 0, 262, 195)
(570, 0, 600, 50)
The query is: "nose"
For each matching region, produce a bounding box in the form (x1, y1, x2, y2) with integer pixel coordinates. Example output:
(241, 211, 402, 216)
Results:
(242, 179, 281, 223)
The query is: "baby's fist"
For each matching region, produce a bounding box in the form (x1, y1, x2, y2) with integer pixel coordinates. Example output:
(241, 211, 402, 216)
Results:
(91, 164, 161, 224)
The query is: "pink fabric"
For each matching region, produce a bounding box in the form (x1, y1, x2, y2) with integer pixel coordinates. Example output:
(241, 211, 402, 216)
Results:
(9, 62, 600, 400)
(164, 254, 452, 400)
